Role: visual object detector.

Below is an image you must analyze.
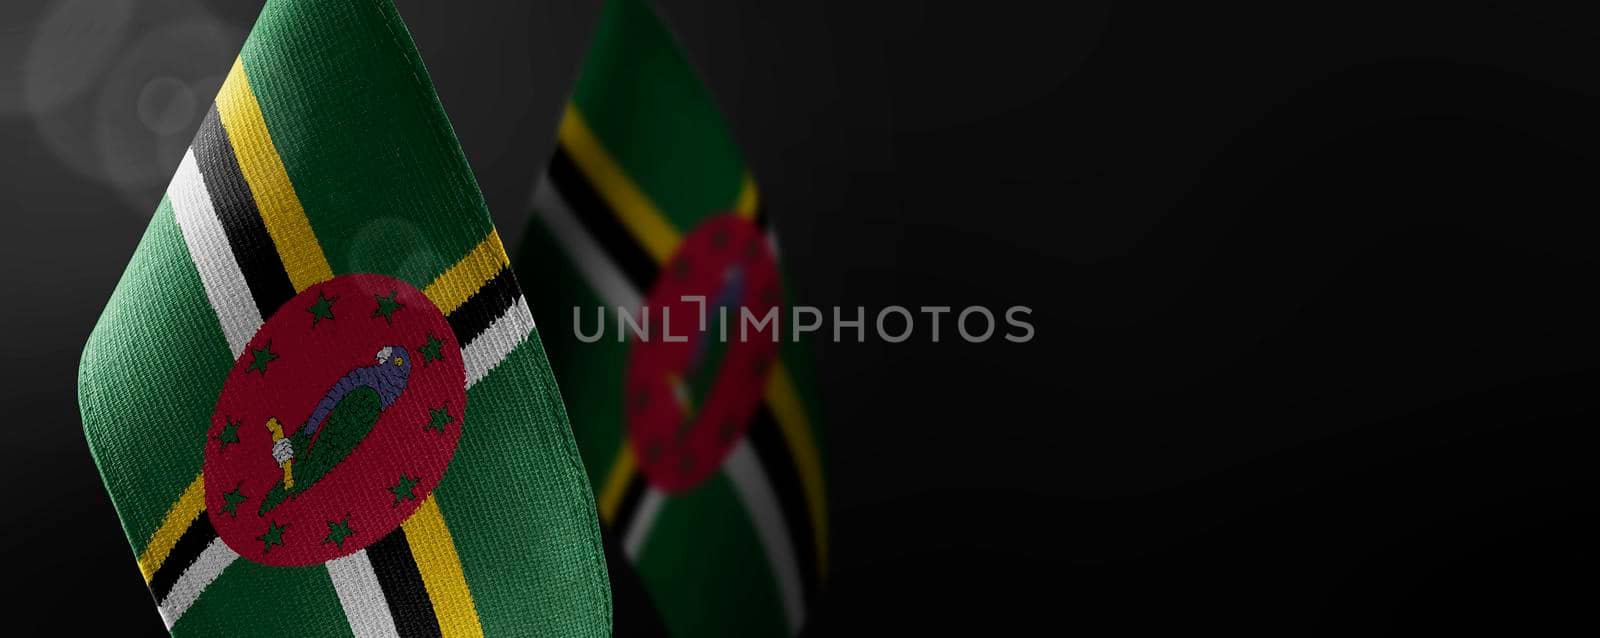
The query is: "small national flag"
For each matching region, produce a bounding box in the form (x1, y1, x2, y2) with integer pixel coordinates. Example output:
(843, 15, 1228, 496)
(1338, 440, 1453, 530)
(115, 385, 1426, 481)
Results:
(77, 1, 611, 635)
(518, 0, 828, 635)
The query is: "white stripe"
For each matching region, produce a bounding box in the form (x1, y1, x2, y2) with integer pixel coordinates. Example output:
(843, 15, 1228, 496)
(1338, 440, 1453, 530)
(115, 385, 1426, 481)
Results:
(765, 225, 781, 264)
(169, 148, 264, 357)
(725, 440, 806, 633)
(532, 175, 643, 312)
(462, 296, 535, 389)
(327, 550, 402, 638)
(621, 488, 666, 560)
(157, 537, 239, 629)
(154, 150, 256, 630)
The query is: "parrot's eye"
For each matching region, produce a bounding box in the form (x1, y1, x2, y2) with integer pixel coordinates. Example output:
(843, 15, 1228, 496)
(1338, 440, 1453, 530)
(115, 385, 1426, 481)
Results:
(395, 357, 404, 366)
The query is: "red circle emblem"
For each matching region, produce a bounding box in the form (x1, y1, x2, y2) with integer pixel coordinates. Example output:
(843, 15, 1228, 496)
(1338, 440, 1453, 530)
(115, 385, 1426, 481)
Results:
(626, 214, 782, 492)
(204, 273, 466, 566)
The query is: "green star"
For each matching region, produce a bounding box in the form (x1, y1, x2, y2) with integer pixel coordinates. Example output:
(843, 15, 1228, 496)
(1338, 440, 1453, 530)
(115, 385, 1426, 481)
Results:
(372, 291, 404, 324)
(307, 291, 338, 327)
(324, 515, 354, 549)
(215, 418, 241, 452)
(258, 520, 287, 553)
(426, 405, 453, 433)
(220, 484, 247, 518)
(389, 474, 420, 506)
(247, 342, 278, 375)
(418, 334, 445, 365)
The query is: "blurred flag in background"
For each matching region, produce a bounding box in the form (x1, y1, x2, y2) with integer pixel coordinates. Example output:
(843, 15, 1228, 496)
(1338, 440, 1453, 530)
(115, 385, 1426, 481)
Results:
(518, 0, 829, 635)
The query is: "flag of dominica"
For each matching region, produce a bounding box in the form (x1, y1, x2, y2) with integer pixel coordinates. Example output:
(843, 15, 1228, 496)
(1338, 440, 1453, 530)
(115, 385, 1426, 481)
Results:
(518, 0, 828, 635)
(77, 1, 611, 635)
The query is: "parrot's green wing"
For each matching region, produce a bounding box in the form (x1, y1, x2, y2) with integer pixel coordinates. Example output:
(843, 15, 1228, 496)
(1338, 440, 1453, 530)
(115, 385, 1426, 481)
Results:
(259, 387, 382, 515)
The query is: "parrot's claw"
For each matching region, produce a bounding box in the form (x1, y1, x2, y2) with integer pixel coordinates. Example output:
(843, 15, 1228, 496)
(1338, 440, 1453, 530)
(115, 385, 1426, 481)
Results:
(271, 438, 295, 465)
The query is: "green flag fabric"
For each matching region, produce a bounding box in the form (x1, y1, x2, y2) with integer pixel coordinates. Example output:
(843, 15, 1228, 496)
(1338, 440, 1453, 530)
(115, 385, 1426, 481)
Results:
(518, 0, 828, 635)
(77, 1, 610, 635)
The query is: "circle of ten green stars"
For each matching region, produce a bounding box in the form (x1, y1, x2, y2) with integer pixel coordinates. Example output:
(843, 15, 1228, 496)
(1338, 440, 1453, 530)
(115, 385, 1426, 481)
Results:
(219, 287, 461, 555)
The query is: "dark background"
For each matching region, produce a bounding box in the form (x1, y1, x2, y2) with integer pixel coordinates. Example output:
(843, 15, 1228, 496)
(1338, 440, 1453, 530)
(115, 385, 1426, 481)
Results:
(4, 0, 1599, 634)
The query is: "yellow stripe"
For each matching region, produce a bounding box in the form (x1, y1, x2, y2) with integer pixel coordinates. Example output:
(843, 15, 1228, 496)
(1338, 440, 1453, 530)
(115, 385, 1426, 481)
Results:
(403, 496, 484, 638)
(734, 172, 760, 219)
(409, 242, 506, 636)
(557, 103, 682, 262)
(595, 446, 637, 525)
(764, 364, 829, 577)
(215, 57, 333, 292)
(424, 230, 510, 314)
(138, 474, 205, 583)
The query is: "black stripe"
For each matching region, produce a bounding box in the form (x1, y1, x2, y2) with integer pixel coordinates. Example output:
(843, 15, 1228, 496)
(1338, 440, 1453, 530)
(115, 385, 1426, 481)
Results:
(546, 146, 660, 291)
(367, 529, 444, 638)
(148, 514, 218, 603)
(445, 266, 519, 346)
(191, 105, 297, 316)
(746, 405, 822, 603)
(610, 472, 648, 535)
(600, 526, 671, 638)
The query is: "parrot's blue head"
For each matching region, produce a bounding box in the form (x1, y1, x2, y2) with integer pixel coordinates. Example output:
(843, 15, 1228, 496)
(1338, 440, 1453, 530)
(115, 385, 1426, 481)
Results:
(374, 345, 412, 380)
